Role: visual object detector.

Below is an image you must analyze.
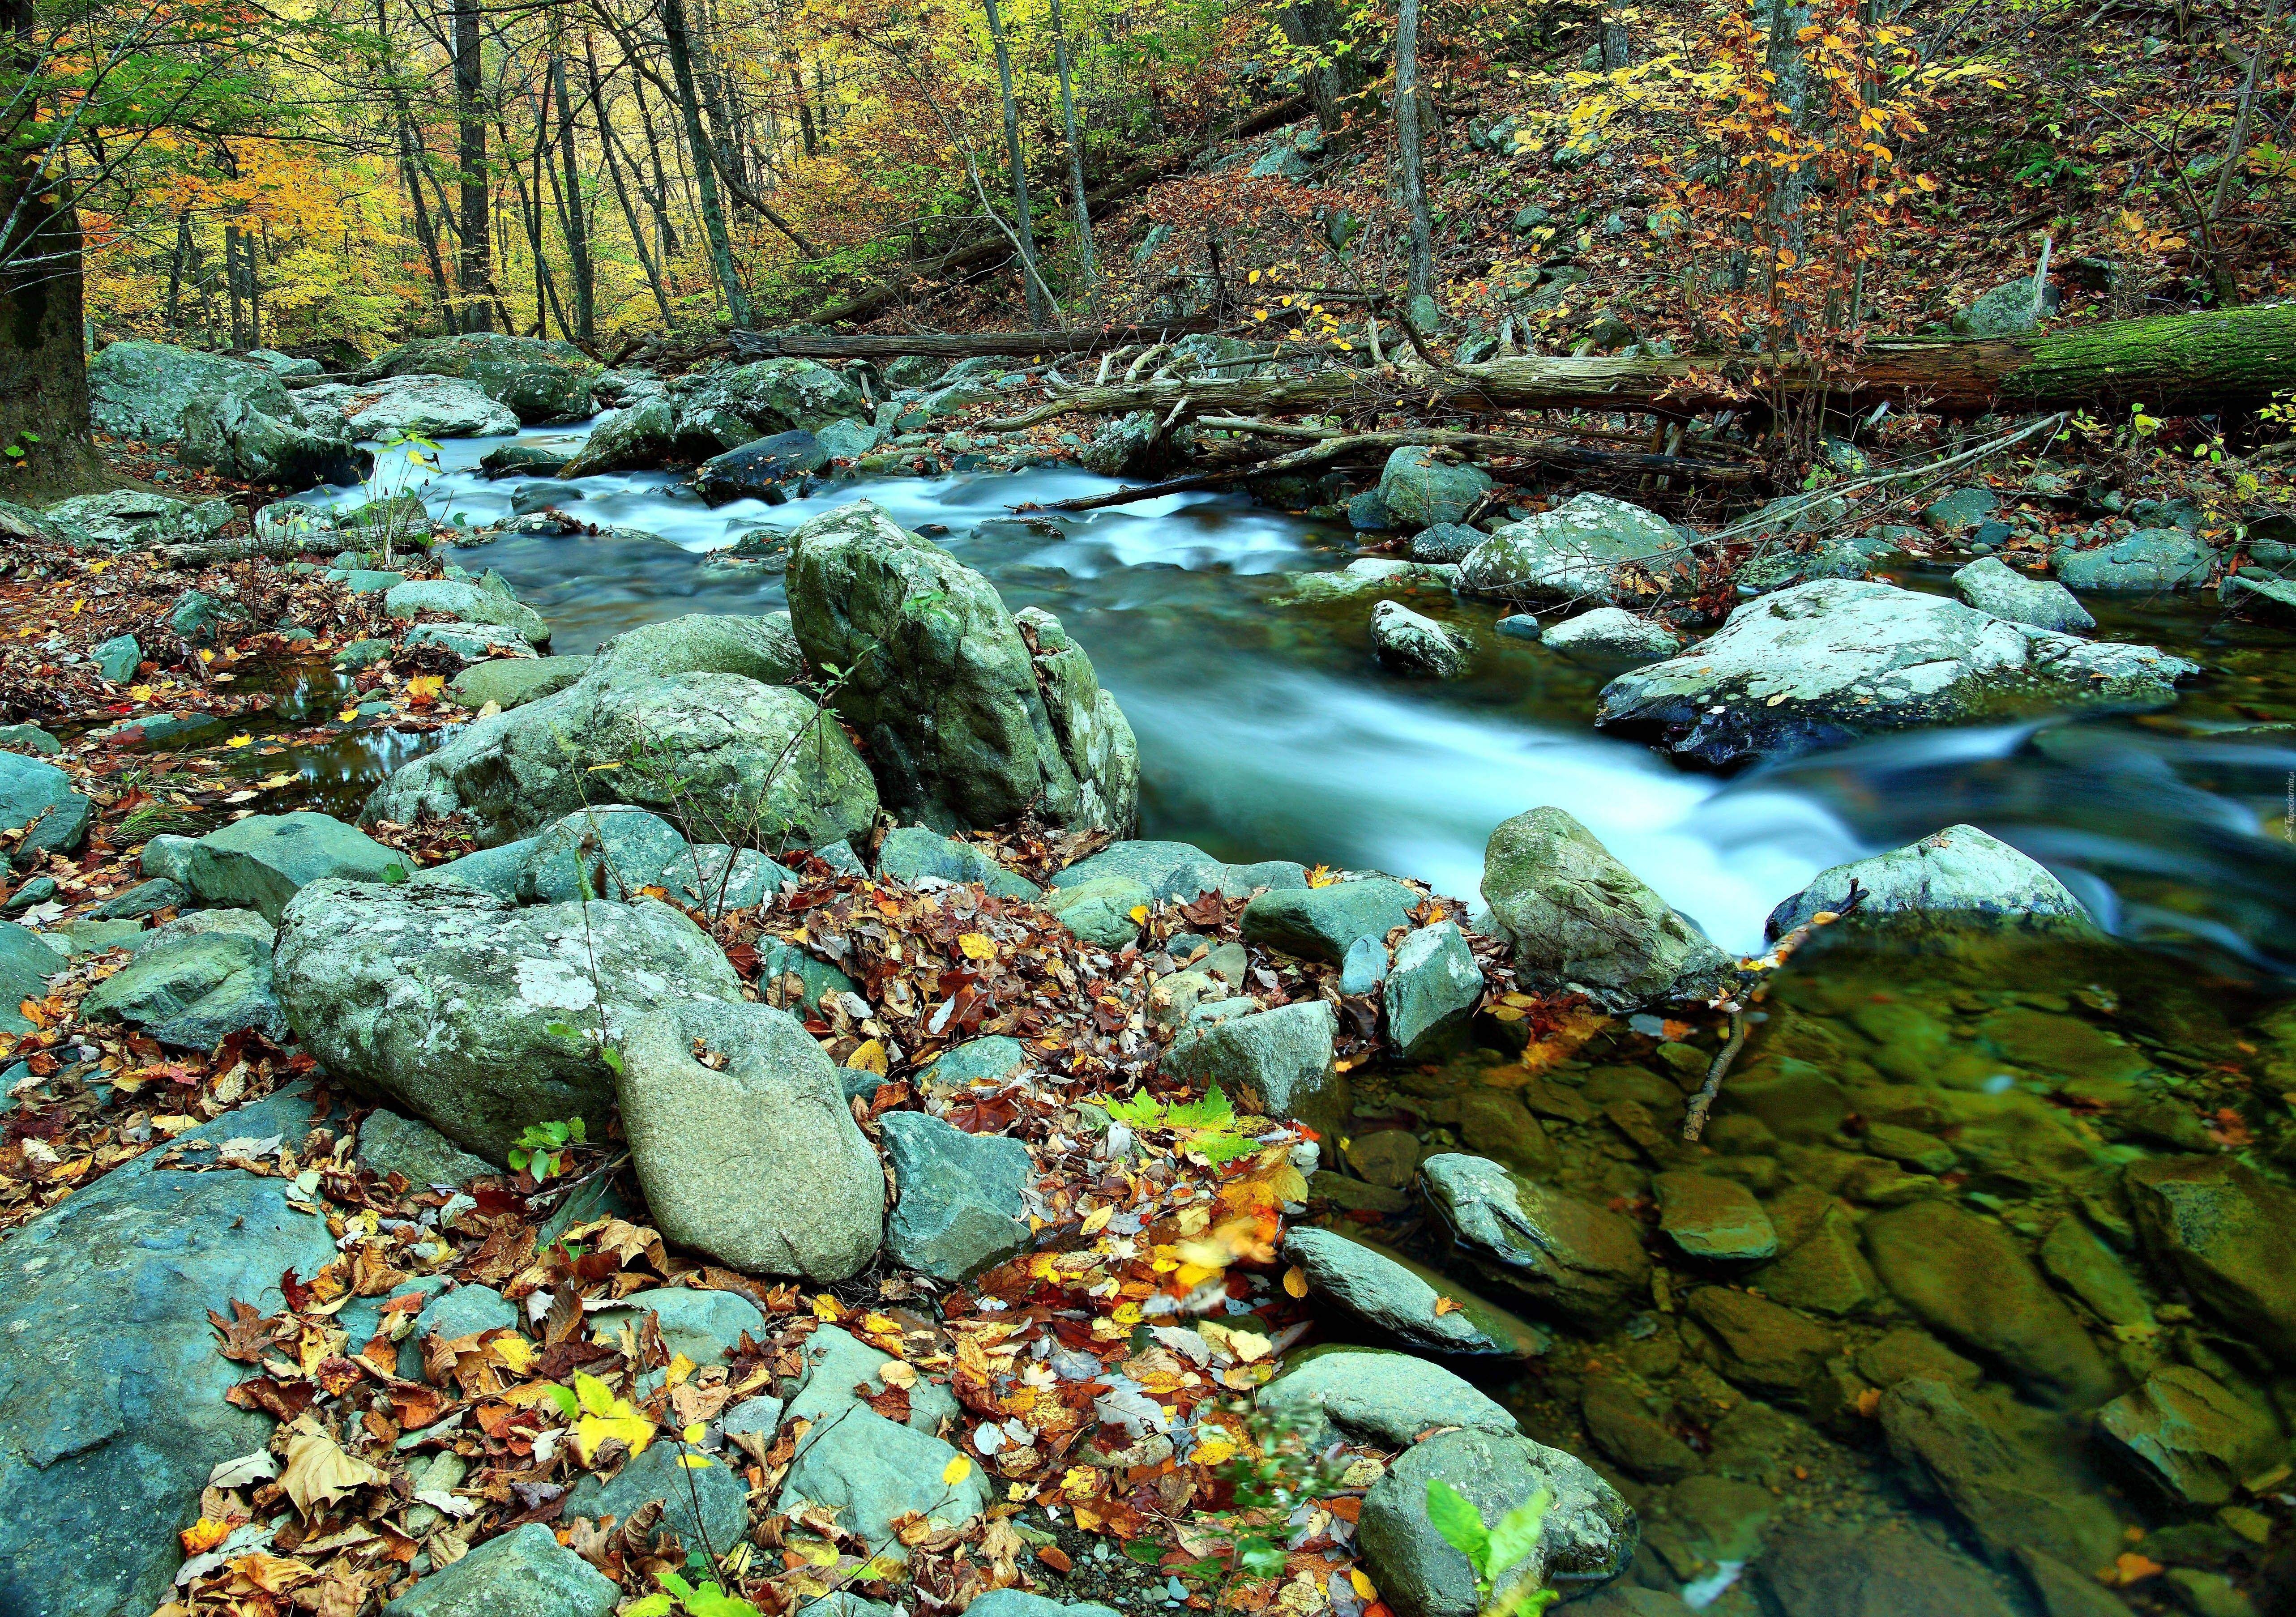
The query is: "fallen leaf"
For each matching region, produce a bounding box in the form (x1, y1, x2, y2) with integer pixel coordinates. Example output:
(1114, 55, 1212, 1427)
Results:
(280, 1425, 384, 1518)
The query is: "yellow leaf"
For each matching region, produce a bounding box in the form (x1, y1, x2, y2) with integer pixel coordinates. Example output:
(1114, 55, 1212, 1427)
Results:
(678, 1453, 715, 1468)
(684, 1422, 707, 1442)
(198, 649, 214, 663)
(846, 1039, 888, 1075)
(1128, 905, 1149, 924)
(493, 1335, 534, 1373)
(1193, 1438, 1237, 1465)
(1283, 1265, 1309, 1299)
(406, 674, 444, 700)
(943, 1455, 973, 1486)
(224, 734, 252, 748)
(181, 1517, 233, 1555)
(1350, 1570, 1378, 1600)
(666, 1352, 696, 1387)
(1081, 1205, 1113, 1235)
(337, 707, 359, 723)
(575, 1409, 656, 1463)
(812, 1293, 843, 1322)
(957, 933, 996, 961)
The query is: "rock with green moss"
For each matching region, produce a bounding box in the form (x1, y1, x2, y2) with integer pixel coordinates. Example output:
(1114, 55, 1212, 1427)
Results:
(1458, 494, 1687, 604)
(363, 333, 601, 423)
(1378, 447, 1492, 530)
(2099, 1367, 2285, 1506)
(2125, 1156, 2296, 1358)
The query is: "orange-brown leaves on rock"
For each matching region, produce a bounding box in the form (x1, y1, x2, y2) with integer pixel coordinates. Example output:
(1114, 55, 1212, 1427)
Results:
(209, 1299, 278, 1363)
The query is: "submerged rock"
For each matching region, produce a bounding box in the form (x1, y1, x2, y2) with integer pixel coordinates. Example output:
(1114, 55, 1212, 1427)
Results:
(788, 503, 1138, 835)
(1753, 1523, 2022, 1617)
(1283, 1226, 1548, 1358)
(2125, 1156, 2296, 1359)
(1765, 823, 2095, 943)
(1683, 1287, 1838, 1402)
(2099, 1366, 2285, 1506)
(1360, 1428, 1636, 1616)
(1652, 1170, 1777, 1261)
(695, 430, 828, 504)
(1480, 806, 1730, 1010)
(1953, 555, 2095, 632)
(618, 998, 881, 1280)
(1418, 1152, 1651, 1325)
(1878, 1376, 2126, 1571)
(1596, 579, 2195, 767)
(275, 880, 744, 1161)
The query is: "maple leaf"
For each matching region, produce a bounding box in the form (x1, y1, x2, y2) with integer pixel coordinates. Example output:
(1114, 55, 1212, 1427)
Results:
(280, 1423, 384, 1518)
(209, 1298, 274, 1362)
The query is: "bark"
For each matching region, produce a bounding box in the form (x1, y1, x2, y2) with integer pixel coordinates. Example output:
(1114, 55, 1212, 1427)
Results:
(791, 62, 818, 156)
(982, 303, 2296, 427)
(1394, 0, 1433, 307)
(712, 316, 1236, 363)
(453, 0, 494, 332)
(2209, 0, 2280, 222)
(1278, 0, 1365, 135)
(628, 67, 682, 257)
(223, 224, 247, 349)
(587, 34, 674, 325)
(983, 0, 1052, 326)
(164, 211, 190, 335)
(661, 0, 753, 326)
(1047, 0, 1096, 298)
(551, 50, 595, 341)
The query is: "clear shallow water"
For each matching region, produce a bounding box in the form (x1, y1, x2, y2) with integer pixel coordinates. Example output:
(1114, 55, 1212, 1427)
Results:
(299, 427, 2296, 973)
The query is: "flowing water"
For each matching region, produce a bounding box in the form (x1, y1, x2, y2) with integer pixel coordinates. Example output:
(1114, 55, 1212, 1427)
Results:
(284, 427, 2296, 1611)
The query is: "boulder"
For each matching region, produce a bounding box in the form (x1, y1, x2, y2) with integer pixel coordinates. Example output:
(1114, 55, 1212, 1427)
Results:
(93, 634, 142, 683)
(1539, 607, 1682, 662)
(778, 1407, 991, 1563)
(1458, 494, 1687, 604)
(1923, 487, 1999, 537)
(87, 339, 291, 440)
(816, 418, 885, 461)
(2053, 527, 2212, 592)
(1045, 876, 1150, 947)
(362, 672, 878, 852)
(1411, 523, 1485, 564)
(1161, 999, 1348, 1142)
(79, 928, 284, 1049)
(1652, 1171, 1777, 1260)
(1952, 275, 2055, 335)
(384, 579, 550, 647)
(1257, 1344, 1520, 1449)
(1877, 1376, 2126, 1571)
(676, 358, 867, 435)
(787, 502, 1138, 834)
(1360, 1428, 1636, 1617)
(167, 586, 258, 645)
(1733, 538, 1870, 594)
(876, 825, 1040, 901)
(1681, 1287, 1838, 1402)
(695, 430, 828, 504)
(1578, 1379, 1700, 1481)
(274, 880, 744, 1161)
(517, 806, 688, 903)
(356, 1109, 497, 1188)
(563, 1436, 748, 1557)
(1289, 558, 1458, 604)
(589, 610, 803, 689)
(1049, 840, 1306, 903)
(380, 1522, 617, 1617)
(363, 333, 600, 423)
(294, 375, 520, 439)
(1378, 447, 1492, 529)
(1753, 1524, 2022, 1617)
(247, 348, 322, 377)
(1241, 877, 1419, 964)
(405, 839, 537, 899)
(783, 1323, 961, 1434)
(1383, 922, 1481, 1058)
(1864, 1199, 2119, 1408)
(178, 393, 359, 486)
(0, 751, 91, 866)
(1595, 579, 2195, 767)
(479, 442, 570, 478)
(449, 655, 590, 711)
(560, 394, 675, 477)
(588, 1288, 767, 1368)
(2125, 1156, 2296, 1358)
(1371, 599, 1475, 678)
(184, 811, 406, 921)
(2099, 1367, 2284, 1507)
(967, 1596, 1121, 1617)
(658, 844, 793, 917)
(0, 922, 60, 1034)
(1953, 556, 2095, 632)
(43, 489, 232, 549)
(1765, 823, 2095, 943)
(0, 1088, 336, 1617)
(1282, 1227, 1548, 1358)
(1480, 807, 1729, 1010)
(881, 1111, 1032, 1281)
(1418, 1152, 1650, 1325)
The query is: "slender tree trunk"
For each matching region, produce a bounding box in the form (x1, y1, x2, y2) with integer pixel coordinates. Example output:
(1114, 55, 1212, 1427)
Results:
(790, 62, 817, 156)
(2210, 0, 2281, 223)
(629, 66, 682, 257)
(815, 60, 832, 148)
(248, 222, 266, 348)
(223, 224, 247, 349)
(453, 0, 494, 332)
(586, 34, 673, 324)
(165, 211, 190, 335)
(1048, 0, 1096, 299)
(1602, 9, 1632, 68)
(661, 0, 753, 325)
(551, 49, 595, 341)
(983, 0, 1052, 325)
(1394, 0, 1433, 309)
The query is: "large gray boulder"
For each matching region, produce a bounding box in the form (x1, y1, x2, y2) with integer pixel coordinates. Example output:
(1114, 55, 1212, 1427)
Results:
(676, 358, 867, 435)
(1419, 1152, 1652, 1326)
(385, 579, 550, 647)
(0, 1088, 336, 1617)
(178, 393, 359, 486)
(294, 375, 520, 439)
(1258, 1345, 1521, 1449)
(590, 610, 803, 689)
(363, 333, 601, 423)
(2054, 527, 2212, 592)
(88, 340, 291, 440)
(1458, 494, 1689, 604)
(788, 502, 1138, 834)
(517, 806, 688, 903)
(1765, 823, 2095, 943)
(1371, 599, 1475, 678)
(1595, 579, 2195, 766)
(43, 489, 232, 549)
(881, 1111, 1031, 1281)
(0, 751, 91, 867)
(778, 1407, 992, 1564)
(1378, 446, 1492, 530)
(184, 811, 407, 921)
(1161, 999, 1348, 1143)
(1951, 556, 2095, 632)
(560, 394, 675, 477)
(274, 880, 744, 1161)
(1360, 1428, 1636, 1617)
(617, 999, 882, 1280)
(362, 670, 879, 852)
(1048, 840, 1306, 903)
(1481, 806, 1730, 1009)
(1539, 607, 1682, 662)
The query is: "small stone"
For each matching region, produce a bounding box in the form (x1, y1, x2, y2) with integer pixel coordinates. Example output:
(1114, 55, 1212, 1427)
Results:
(881, 1111, 1031, 1281)
(563, 1436, 748, 1557)
(1860, 1122, 1957, 1173)
(588, 1288, 767, 1369)
(1495, 613, 1541, 641)
(0, 724, 59, 755)
(92, 634, 142, 683)
(1652, 1171, 1778, 1261)
(1579, 1378, 1700, 1480)
(1339, 934, 1388, 995)
(1045, 875, 1151, 947)
(0, 752, 91, 867)
(1855, 1327, 1981, 1390)
(1344, 1130, 1423, 1190)
(1539, 607, 1682, 662)
(1383, 922, 1480, 1059)
(1411, 524, 1484, 563)
(876, 825, 1040, 902)
(1953, 556, 2095, 633)
(1371, 600, 1475, 678)
(380, 1521, 617, 1617)
(1418, 1153, 1650, 1326)
(2038, 1216, 2152, 1329)
(778, 1405, 991, 1563)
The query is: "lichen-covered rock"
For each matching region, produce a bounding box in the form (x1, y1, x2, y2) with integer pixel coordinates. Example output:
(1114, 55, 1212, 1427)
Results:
(1419, 1152, 1651, 1326)
(1458, 494, 1687, 604)
(0, 751, 91, 868)
(448, 656, 589, 711)
(184, 811, 407, 921)
(881, 1111, 1030, 1281)
(560, 394, 675, 477)
(1050, 840, 1305, 903)
(178, 393, 359, 486)
(1481, 806, 1730, 1010)
(356, 1109, 497, 1188)
(590, 611, 802, 689)
(363, 333, 601, 423)
(274, 880, 744, 1162)
(1383, 922, 1480, 1058)
(87, 339, 291, 440)
(1539, 607, 1682, 662)
(44, 489, 232, 550)
(2099, 1367, 2284, 1506)
(788, 502, 1137, 834)
(1595, 579, 2195, 766)
(516, 806, 688, 903)
(1371, 599, 1475, 678)
(1952, 555, 2095, 632)
(294, 375, 520, 439)
(617, 999, 880, 1279)
(2054, 527, 2213, 593)
(1765, 823, 2095, 943)
(1378, 446, 1492, 530)
(1360, 1429, 1636, 1617)
(384, 579, 550, 647)
(677, 358, 867, 436)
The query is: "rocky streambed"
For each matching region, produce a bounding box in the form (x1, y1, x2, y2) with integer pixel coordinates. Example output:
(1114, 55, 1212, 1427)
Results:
(1, 336, 2294, 1617)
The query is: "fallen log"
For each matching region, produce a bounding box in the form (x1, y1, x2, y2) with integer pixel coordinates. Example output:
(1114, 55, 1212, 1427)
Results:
(985, 303, 2296, 428)
(716, 318, 1239, 364)
(1018, 428, 1755, 514)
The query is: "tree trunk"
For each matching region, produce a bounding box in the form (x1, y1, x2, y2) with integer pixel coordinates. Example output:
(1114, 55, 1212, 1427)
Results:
(223, 224, 248, 349)
(1048, 0, 1096, 300)
(791, 62, 818, 156)
(551, 49, 595, 341)
(982, 304, 2296, 426)
(1394, 0, 1433, 308)
(629, 67, 682, 257)
(661, 0, 753, 326)
(983, 0, 1052, 326)
(165, 211, 190, 336)
(587, 33, 674, 325)
(1278, 0, 1364, 135)
(453, 0, 494, 332)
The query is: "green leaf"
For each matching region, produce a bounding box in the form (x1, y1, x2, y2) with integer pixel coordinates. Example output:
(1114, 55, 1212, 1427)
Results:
(1104, 1092, 1164, 1128)
(507, 1147, 531, 1172)
(543, 1021, 580, 1040)
(1484, 1488, 1552, 1583)
(1426, 1478, 1491, 1579)
(1165, 1084, 1235, 1131)
(543, 1383, 580, 1420)
(1236, 1537, 1287, 1577)
(624, 1598, 675, 1617)
(601, 1046, 626, 1076)
(19, 432, 38, 444)
(658, 1570, 698, 1600)
(538, 1120, 570, 1148)
(566, 1116, 588, 1144)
